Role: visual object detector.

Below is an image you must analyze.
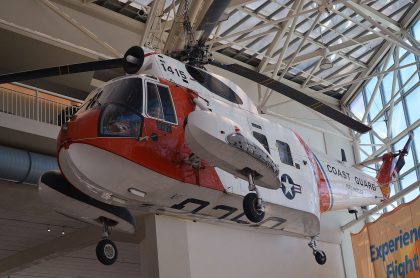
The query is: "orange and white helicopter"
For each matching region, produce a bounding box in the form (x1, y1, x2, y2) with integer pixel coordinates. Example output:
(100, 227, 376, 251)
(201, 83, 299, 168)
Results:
(0, 45, 412, 266)
(0, 0, 413, 263)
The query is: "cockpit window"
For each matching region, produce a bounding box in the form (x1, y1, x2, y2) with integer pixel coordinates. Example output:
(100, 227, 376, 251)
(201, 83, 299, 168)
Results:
(253, 131, 270, 154)
(146, 81, 177, 124)
(185, 64, 243, 104)
(96, 78, 144, 138)
(147, 82, 163, 118)
(276, 140, 294, 166)
(78, 77, 143, 115)
(97, 78, 143, 114)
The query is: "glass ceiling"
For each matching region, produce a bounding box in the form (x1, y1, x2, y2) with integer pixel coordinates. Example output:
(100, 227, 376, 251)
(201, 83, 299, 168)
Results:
(94, 0, 417, 100)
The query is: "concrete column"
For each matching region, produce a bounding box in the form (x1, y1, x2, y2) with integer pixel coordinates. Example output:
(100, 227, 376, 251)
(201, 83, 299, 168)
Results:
(139, 214, 191, 278)
(139, 215, 160, 278)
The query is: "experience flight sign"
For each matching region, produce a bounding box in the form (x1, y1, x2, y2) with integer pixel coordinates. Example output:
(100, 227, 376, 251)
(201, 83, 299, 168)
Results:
(351, 196, 420, 278)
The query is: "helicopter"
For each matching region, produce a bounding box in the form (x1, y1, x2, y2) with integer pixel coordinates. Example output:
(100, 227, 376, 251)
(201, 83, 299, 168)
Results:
(0, 1, 413, 267)
(0, 44, 413, 266)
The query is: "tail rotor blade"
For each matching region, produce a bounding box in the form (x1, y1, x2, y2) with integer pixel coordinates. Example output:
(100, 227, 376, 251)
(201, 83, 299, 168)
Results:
(394, 132, 414, 174)
(401, 132, 414, 155)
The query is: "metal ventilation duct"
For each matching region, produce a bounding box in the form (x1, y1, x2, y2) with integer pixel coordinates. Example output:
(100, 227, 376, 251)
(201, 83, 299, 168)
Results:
(0, 145, 57, 185)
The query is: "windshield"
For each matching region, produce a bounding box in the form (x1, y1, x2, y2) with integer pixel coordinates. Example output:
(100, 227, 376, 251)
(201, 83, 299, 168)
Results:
(97, 78, 143, 114)
(96, 78, 144, 138)
(77, 77, 143, 114)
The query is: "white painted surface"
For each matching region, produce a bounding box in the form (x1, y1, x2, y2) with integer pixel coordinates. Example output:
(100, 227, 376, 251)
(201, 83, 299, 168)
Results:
(150, 214, 345, 278)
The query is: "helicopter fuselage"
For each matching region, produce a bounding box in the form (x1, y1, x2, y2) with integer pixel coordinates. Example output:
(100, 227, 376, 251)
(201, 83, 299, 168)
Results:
(53, 50, 383, 237)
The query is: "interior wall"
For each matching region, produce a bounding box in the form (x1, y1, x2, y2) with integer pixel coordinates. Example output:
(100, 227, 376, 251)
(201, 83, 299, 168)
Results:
(0, 0, 143, 57)
(150, 214, 346, 278)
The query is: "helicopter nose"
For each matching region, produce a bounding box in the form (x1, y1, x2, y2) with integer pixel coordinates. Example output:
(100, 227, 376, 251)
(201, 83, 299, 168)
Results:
(58, 108, 101, 149)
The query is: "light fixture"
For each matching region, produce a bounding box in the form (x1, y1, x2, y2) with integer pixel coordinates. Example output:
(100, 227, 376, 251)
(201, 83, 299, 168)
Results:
(319, 46, 333, 70)
(320, 55, 333, 70)
(61, 226, 65, 235)
(47, 225, 51, 232)
(317, 9, 333, 70)
(128, 188, 147, 198)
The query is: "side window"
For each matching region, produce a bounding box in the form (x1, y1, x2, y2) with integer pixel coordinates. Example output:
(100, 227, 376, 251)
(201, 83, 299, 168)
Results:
(253, 131, 270, 154)
(146, 82, 177, 124)
(158, 86, 176, 123)
(276, 140, 293, 166)
(185, 64, 243, 104)
(147, 83, 163, 119)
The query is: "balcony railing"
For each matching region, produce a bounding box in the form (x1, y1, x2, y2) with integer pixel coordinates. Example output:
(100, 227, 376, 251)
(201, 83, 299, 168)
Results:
(0, 83, 82, 126)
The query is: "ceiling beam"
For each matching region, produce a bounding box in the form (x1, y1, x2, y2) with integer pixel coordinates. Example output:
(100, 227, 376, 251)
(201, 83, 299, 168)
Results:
(227, 0, 256, 10)
(316, 60, 420, 94)
(259, 0, 305, 107)
(41, 0, 122, 58)
(211, 28, 275, 51)
(53, 0, 145, 34)
(331, 6, 419, 55)
(340, 0, 401, 32)
(140, 0, 165, 48)
(264, 33, 378, 73)
(163, 0, 186, 53)
(257, 0, 300, 73)
(0, 18, 113, 60)
(341, 0, 420, 105)
(208, 6, 318, 44)
(234, 5, 369, 71)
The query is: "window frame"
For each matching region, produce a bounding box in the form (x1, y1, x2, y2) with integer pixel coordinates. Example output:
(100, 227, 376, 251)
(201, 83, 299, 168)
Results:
(252, 131, 270, 154)
(144, 79, 178, 125)
(185, 64, 243, 105)
(276, 140, 294, 167)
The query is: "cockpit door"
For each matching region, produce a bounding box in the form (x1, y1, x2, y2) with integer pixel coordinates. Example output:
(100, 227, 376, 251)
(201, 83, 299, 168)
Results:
(141, 79, 180, 164)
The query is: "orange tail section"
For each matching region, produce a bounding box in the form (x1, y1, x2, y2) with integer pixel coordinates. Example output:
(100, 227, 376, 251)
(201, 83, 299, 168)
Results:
(376, 133, 413, 200)
(376, 153, 396, 200)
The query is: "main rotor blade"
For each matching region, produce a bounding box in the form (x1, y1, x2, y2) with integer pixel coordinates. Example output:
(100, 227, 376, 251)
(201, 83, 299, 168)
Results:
(0, 46, 145, 84)
(0, 59, 123, 84)
(211, 62, 371, 134)
(196, 0, 232, 44)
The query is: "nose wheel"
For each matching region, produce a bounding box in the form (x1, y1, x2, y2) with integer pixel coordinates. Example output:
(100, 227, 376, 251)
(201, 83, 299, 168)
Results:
(308, 237, 326, 265)
(96, 219, 118, 265)
(243, 172, 265, 223)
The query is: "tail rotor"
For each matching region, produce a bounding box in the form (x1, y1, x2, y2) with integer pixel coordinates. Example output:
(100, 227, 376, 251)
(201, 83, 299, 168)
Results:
(393, 132, 414, 174)
(376, 132, 414, 199)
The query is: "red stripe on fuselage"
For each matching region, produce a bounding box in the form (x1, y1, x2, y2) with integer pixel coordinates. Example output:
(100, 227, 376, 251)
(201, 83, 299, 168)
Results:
(144, 51, 159, 57)
(293, 132, 332, 212)
(59, 79, 225, 193)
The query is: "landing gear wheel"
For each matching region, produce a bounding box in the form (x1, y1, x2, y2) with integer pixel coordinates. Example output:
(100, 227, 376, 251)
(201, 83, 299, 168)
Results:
(96, 239, 118, 265)
(313, 250, 327, 265)
(243, 192, 265, 223)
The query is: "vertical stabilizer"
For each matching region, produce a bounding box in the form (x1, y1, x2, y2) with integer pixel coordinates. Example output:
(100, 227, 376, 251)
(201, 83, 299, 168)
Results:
(376, 133, 413, 200)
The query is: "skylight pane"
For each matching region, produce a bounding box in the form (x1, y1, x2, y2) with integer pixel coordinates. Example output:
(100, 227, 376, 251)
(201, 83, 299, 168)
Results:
(258, 2, 282, 17)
